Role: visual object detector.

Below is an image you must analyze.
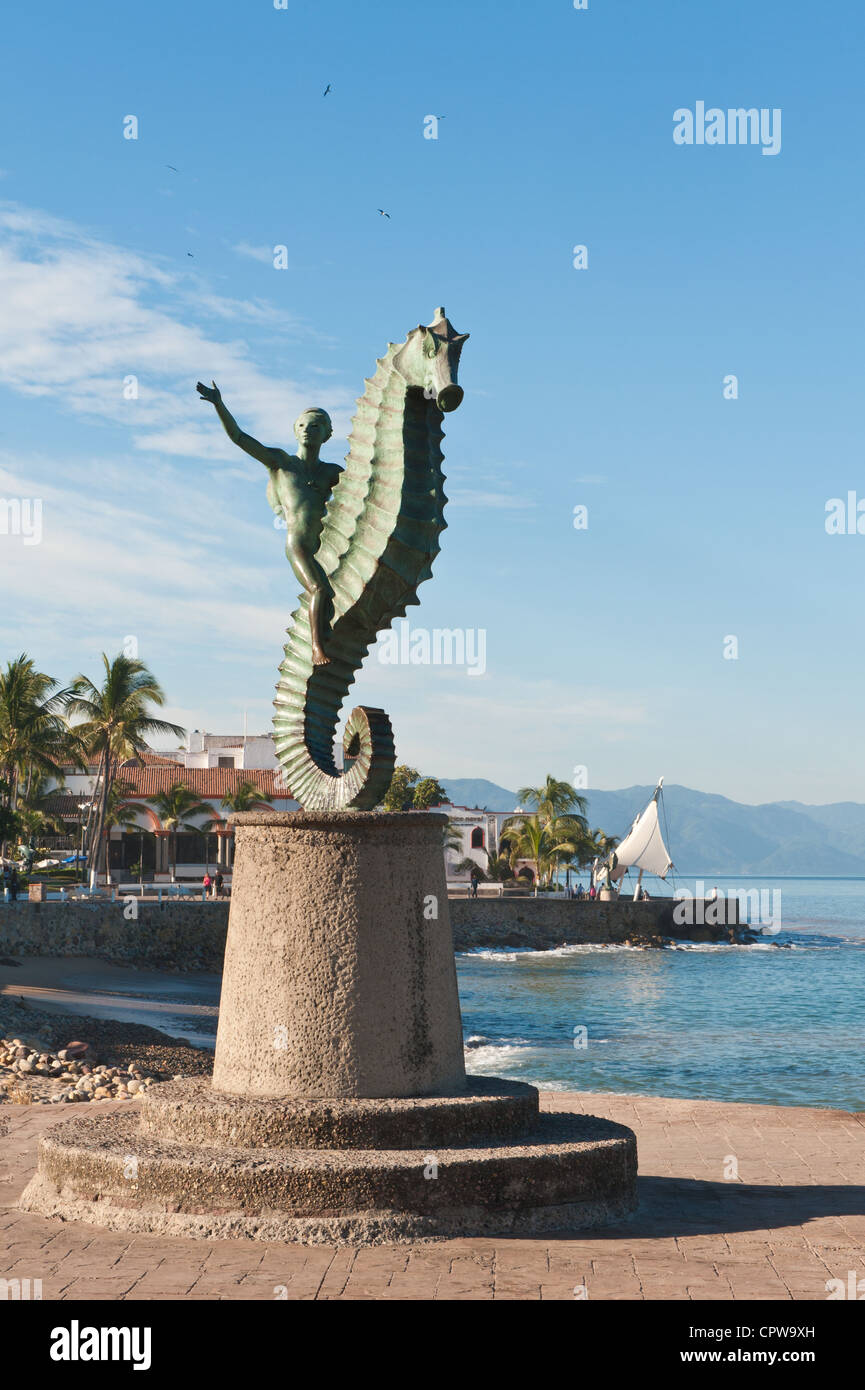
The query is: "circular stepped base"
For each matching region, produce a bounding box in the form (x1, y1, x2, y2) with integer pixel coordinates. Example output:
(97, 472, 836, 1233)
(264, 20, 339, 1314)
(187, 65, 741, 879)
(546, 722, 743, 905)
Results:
(19, 1080, 637, 1245)
(140, 1075, 539, 1149)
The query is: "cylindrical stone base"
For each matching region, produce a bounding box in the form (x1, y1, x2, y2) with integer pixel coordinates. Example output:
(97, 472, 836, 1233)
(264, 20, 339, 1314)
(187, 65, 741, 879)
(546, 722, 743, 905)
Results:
(211, 811, 467, 1100)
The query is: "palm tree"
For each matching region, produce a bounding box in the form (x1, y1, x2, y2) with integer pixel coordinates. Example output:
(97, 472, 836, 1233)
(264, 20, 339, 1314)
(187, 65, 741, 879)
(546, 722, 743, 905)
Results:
(208, 779, 274, 866)
(484, 849, 514, 882)
(16, 769, 69, 845)
(453, 856, 486, 879)
(574, 827, 620, 872)
(0, 656, 75, 854)
(104, 783, 141, 835)
(442, 819, 462, 854)
(511, 776, 590, 890)
(149, 782, 214, 880)
(219, 780, 273, 815)
(65, 654, 184, 887)
(500, 812, 585, 895)
(516, 775, 588, 826)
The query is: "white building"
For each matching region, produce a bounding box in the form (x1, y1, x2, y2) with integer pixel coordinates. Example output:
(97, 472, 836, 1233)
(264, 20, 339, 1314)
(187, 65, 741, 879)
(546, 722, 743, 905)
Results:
(436, 802, 522, 883)
(158, 731, 281, 772)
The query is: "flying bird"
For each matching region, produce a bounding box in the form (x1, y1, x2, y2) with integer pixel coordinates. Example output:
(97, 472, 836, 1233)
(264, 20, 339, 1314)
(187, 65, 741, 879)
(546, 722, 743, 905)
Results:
(187, 251, 194, 257)
(377, 209, 391, 218)
(166, 165, 179, 172)
(323, 84, 332, 97)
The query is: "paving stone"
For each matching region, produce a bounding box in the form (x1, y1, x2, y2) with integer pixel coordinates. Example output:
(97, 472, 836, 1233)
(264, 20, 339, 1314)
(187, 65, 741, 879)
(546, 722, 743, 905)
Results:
(1, 1091, 863, 1300)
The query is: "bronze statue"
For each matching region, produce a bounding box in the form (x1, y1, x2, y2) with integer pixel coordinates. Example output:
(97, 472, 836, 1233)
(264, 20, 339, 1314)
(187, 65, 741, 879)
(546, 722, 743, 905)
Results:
(197, 308, 468, 809)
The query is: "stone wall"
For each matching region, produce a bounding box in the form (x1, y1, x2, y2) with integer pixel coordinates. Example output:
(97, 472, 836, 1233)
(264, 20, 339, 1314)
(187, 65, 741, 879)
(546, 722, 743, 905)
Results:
(0, 902, 229, 971)
(0, 895, 736, 971)
(449, 896, 735, 950)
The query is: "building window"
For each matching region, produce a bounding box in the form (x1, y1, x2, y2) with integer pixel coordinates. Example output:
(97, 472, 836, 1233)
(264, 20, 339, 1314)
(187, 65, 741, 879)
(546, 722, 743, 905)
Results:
(470, 828, 485, 849)
(217, 757, 234, 768)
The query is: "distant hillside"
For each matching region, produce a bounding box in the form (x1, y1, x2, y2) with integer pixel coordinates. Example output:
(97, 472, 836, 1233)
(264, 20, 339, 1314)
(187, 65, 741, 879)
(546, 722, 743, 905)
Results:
(439, 778, 519, 812)
(438, 779, 865, 875)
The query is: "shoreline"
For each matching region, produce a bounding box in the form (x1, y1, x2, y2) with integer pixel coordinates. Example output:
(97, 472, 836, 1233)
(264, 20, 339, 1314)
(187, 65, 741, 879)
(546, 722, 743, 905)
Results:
(2, 955, 862, 1116)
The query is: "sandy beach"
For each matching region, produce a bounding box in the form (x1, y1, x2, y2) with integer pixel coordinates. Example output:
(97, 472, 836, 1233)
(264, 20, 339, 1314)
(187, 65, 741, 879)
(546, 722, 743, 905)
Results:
(0, 955, 219, 1049)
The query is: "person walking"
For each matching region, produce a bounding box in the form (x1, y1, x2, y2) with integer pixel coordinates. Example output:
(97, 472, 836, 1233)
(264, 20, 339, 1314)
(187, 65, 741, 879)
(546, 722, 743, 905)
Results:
(215, 870, 224, 898)
(9, 866, 19, 903)
(2, 864, 10, 904)
(203, 870, 211, 900)
(470, 869, 479, 899)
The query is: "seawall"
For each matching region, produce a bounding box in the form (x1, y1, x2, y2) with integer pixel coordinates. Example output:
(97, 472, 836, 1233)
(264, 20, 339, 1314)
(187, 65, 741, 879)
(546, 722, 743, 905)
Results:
(449, 896, 737, 949)
(0, 896, 737, 972)
(0, 902, 228, 971)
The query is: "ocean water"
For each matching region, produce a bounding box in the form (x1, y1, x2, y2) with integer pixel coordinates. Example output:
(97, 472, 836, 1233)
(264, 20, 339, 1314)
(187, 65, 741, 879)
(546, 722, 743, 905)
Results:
(455, 877, 865, 1111)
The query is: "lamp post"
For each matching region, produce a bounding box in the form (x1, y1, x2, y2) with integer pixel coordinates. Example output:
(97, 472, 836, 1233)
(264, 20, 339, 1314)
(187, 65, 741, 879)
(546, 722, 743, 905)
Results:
(77, 803, 92, 889)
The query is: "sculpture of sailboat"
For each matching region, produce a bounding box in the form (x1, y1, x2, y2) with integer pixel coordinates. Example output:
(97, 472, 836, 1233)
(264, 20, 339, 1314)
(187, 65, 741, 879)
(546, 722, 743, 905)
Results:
(596, 779, 674, 899)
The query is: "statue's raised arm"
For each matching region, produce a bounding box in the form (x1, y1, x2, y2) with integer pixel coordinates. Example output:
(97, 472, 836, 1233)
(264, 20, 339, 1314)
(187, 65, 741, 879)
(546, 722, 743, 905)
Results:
(196, 380, 276, 467)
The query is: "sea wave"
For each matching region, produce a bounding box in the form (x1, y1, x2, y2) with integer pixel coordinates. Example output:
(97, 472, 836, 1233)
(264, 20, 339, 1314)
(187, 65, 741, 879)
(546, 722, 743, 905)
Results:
(458, 942, 650, 961)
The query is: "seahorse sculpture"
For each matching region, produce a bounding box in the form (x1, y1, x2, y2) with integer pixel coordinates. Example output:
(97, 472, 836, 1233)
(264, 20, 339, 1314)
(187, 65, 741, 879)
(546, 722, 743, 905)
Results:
(198, 308, 468, 810)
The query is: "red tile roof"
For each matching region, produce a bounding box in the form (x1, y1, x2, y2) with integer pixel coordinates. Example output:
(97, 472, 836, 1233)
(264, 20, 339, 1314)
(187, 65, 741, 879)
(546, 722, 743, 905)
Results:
(115, 767, 290, 800)
(43, 768, 293, 814)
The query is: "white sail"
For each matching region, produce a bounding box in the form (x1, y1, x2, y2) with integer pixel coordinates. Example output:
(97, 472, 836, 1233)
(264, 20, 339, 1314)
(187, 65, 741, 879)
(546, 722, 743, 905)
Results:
(610, 782, 673, 882)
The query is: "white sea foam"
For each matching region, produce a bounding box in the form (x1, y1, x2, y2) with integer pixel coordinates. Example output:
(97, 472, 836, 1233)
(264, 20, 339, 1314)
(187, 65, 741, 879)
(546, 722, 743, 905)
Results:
(464, 1043, 536, 1070)
(458, 942, 648, 961)
(459, 949, 521, 962)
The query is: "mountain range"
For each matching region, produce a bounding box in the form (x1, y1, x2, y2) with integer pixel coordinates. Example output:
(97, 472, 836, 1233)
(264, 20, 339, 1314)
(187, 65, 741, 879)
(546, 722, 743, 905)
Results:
(439, 779, 865, 876)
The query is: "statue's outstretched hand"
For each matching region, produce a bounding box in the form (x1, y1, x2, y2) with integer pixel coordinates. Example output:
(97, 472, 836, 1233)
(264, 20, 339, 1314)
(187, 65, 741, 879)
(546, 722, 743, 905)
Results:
(196, 380, 221, 404)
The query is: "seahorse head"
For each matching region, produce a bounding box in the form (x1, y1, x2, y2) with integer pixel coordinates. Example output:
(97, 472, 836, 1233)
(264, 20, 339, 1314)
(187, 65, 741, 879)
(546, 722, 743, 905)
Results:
(392, 306, 469, 413)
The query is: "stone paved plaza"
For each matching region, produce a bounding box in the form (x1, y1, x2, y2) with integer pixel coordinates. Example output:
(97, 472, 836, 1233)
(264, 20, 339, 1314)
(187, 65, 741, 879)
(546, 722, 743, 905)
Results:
(2, 1090, 863, 1301)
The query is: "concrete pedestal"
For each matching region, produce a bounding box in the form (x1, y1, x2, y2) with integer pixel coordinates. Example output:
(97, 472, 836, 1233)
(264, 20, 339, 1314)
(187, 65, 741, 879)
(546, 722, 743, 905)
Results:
(212, 812, 466, 1099)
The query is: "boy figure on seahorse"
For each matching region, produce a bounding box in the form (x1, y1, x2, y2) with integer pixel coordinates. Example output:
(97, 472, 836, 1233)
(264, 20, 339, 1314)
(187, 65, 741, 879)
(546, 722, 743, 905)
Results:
(196, 383, 339, 666)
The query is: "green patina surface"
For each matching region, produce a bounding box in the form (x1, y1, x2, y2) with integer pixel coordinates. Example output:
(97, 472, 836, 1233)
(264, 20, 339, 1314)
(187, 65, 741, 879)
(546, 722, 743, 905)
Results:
(199, 308, 468, 809)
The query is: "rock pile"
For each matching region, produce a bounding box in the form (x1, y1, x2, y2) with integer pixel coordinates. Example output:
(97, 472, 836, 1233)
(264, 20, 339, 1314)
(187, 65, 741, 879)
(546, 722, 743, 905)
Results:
(0, 1037, 160, 1106)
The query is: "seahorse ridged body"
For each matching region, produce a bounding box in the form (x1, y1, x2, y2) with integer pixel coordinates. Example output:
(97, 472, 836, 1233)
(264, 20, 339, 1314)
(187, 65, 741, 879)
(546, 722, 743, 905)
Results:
(273, 309, 468, 809)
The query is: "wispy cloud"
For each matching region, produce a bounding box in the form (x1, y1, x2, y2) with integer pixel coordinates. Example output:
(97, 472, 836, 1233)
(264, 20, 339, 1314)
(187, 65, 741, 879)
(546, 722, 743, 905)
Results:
(230, 241, 276, 265)
(0, 203, 355, 459)
(0, 451, 288, 656)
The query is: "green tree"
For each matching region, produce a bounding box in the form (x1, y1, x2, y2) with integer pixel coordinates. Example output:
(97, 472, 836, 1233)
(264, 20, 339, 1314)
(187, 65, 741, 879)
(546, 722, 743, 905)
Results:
(453, 856, 486, 880)
(148, 782, 214, 879)
(382, 766, 450, 812)
(0, 656, 75, 857)
(484, 850, 514, 882)
(381, 765, 419, 812)
(220, 780, 273, 814)
(512, 776, 590, 889)
(0, 802, 19, 851)
(516, 775, 588, 826)
(443, 819, 462, 853)
(412, 776, 449, 810)
(65, 654, 184, 887)
(500, 812, 585, 895)
(15, 769, 69, 845)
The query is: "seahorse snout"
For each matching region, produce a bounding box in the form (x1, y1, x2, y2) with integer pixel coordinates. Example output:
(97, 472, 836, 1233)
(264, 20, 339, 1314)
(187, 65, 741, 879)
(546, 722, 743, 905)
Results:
(437, 383, 464, 412)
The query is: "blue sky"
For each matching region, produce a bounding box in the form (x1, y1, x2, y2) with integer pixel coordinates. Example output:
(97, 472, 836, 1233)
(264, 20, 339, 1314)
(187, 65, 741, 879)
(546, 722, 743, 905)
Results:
(0, 0, 862, 803)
